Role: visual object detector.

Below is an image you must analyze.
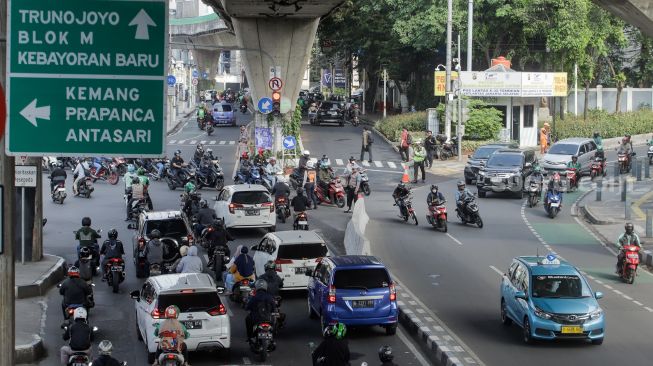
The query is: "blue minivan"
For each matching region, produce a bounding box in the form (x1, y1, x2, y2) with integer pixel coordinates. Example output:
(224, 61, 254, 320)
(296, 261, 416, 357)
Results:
(306, 255, 398, 335)
(211, 102, 236, 126)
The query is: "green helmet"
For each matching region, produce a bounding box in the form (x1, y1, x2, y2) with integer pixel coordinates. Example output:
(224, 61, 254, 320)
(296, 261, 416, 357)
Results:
(533, 165, 542, 174)
(137, 168, 145, 176)
(323, 322, 347, 340)
(184, 182, 196, 193)
(596, 144, 604, 152)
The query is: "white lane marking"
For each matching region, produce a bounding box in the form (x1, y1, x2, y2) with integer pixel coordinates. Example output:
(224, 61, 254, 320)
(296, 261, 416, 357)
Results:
(387, 161, 397, 169)
(242, 357, 252, 365)
(634, 300, 644, 306)
(335, 158, 344, 166)
(645, 307, 653, 312)
(397, 327, 431, 366)
(219, 141, 226, 145)
(489, 265, 503, 276)
(604, 284, 613, 290)
(177, 140, 186, 144)
(374, 161, 383, 167)
(362, 160, 370, 167)
(190, 140, 197, 144)
(229, 141, 235, 145)
(200, 140, 207, 144)
(209, 140, 216, 145)
(623, 295, 633, 300)
(446, 233, 463, 246)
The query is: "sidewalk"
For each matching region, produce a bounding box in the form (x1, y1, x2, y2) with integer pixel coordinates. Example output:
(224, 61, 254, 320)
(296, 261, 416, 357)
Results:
(166, 104, 196, 136)
(15, 254, 66, 364)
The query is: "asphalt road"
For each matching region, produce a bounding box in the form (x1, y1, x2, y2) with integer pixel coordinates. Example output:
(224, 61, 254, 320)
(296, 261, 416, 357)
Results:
(301, 121, 653, 366)
(33, 113, 429, 366)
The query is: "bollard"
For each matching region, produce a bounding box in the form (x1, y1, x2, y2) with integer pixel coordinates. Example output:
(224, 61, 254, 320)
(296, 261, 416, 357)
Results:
(613, 161, 620, 181)
(631, 159, 637, 178)
(636, 158, 642, 181)
(596, 179, 602, 201)
(645, 159, 650, 179)
(625, 197, 631, 220)
(647, 209, 652, 238)
(621, 178, 627, 202)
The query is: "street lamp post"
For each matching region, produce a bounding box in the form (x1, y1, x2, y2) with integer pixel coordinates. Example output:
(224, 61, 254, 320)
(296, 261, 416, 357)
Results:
(445, 0, 453, 139)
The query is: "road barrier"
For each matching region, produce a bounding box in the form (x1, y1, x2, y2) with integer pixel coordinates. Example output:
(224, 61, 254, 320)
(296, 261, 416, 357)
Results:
(343, 197, 370, 256)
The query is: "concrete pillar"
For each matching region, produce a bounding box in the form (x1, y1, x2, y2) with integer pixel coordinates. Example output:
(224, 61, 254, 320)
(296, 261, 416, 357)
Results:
(233, 17, 319, 112)
(193, 49, 221, 85)
(626, 87, 633, 112)
(596, 85, 603, 110)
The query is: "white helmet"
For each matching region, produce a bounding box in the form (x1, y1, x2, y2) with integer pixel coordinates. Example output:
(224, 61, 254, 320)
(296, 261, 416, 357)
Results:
(307, 160, 315, 169)
(98, 340, 113, 355)
(303, 150, 310, 156)
(73, 307, 87, 321)
(277, 175, 287, 183)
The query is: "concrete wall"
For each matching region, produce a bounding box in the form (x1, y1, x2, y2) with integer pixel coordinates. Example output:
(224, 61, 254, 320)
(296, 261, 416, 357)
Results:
(568, 87, 653, 114)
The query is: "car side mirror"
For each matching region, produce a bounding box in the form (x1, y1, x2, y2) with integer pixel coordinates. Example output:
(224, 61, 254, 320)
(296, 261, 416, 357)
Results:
(130, 290, 140, 300)
(305, 269, 313, 277)
(514, 291, 527, 300)
(216, 286, 226, 294)
(595, 291, 603, 300)
(127, 223, 136, 230)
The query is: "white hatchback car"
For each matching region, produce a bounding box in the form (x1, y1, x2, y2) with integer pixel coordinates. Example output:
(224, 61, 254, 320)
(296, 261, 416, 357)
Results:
(214, 184, 276, 231)
(130, 273, 231, 364)
(251, 230, 328, 290)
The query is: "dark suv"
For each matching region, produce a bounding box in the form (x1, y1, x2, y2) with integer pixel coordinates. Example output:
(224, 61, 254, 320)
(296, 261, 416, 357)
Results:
(316, 101, 345, 126)
(464, 143, 517, 184)
(476, 149, 536, 198)
(128, 210, 193, 269)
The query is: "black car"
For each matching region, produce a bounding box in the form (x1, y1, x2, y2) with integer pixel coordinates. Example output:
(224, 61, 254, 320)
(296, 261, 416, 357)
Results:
(476, 149, 537, 198)
(464, 143, 517, 184)
(315, 101, 345, 126)
(128, 210, 193, 269)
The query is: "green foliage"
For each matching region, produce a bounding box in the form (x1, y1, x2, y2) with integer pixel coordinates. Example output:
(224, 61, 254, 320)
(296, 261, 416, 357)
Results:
(376, 112, 427, 141)
(548, 110, 653, 140)
(281, 105, 303, 157)
(464, 100, 504, 140)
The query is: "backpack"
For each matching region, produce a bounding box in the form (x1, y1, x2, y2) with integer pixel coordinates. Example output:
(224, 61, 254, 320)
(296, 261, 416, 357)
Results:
(367, 132, 374, 144)
(406, 133, 413, 145)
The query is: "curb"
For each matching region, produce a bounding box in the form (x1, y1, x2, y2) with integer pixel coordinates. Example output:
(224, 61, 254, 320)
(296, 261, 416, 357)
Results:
(166, 109, 196, 136)
(15, 335, 45, 364)
(398, 308, 464, 366)
(15, 254, 67, 299)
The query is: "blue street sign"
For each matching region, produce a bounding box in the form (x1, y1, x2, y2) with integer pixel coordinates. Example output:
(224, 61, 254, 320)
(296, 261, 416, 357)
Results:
(202, 72, 209, 79)
(192, 70, 199, 78)
(283, 136, 297, 150)
(257, 97, 273, 114)
(167, 75, 176, 86)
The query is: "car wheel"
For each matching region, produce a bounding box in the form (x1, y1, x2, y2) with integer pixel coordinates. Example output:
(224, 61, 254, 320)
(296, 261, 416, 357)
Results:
(268, 225, 276, 233)
(385, 324, 397, 335)
(591, 337, 604, 345)
(308, 297, 318, 319)
(478, 190, 486, 198)
(465, 178, 472, 185)
(500, 299, 512, 326)
(522, 317, 533, 344)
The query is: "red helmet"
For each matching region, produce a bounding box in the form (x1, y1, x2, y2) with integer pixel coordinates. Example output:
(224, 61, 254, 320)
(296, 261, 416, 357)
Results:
(553, 172, 561, 181)
(164, 305, 179, 319)
(67, 266, 80, 278)
(241, 152, 249, 159)
(258, 147, 264, 155)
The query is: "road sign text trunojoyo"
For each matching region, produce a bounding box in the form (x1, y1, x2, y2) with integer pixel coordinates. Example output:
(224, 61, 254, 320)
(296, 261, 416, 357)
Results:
(6, 0, 168, 157)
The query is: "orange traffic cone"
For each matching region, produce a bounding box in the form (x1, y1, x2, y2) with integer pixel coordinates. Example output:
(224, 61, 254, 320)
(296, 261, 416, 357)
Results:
(401, 163, 410, 183)
(357, 192, 364, 199)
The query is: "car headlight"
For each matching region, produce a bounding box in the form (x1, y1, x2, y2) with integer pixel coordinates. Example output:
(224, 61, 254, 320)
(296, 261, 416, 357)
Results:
(534, 307, 552, 320)
(589, 308, 603, 320)
(478, 171, 485, 176)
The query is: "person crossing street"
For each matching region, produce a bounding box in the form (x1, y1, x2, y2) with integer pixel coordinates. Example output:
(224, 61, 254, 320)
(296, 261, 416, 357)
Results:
(360, 126, 374, 163)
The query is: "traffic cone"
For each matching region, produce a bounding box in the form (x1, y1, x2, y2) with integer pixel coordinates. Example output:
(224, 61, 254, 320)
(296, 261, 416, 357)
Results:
(357, 192, 364, 200)
(401, 163, 410, 183)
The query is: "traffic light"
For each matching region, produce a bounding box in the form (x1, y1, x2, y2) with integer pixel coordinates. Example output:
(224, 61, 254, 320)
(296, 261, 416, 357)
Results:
(272, 91, 281, 116)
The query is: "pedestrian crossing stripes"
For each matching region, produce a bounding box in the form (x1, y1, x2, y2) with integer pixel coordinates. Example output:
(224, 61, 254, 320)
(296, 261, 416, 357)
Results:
(168, 139, 237, 146)
(291, 157, 405, 171)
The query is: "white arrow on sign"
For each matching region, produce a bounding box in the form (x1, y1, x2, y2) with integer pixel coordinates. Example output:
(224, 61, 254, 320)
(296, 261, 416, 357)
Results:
(129, 9, 156, 40)
(261, 101, 271, 110)
(20, 99, 51, 127)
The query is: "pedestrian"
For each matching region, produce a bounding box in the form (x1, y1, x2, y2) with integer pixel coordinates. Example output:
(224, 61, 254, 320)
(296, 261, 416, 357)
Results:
(360, 126, 374, 163)
(399, 128, 411, 162)
(344, 168, 361, 213)
(303, 161, 318, 209)
(540, 122, 550, 154)
(412, 140, 426, 183)
(424, 130, 436, 168)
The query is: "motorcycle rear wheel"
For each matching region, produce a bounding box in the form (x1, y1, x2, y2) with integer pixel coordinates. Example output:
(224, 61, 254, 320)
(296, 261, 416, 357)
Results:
(627, 268, 635, 284)
(476, 216, 484, 228)
(362, 184, 371, 196)
(410, 212, 418, 225)
(549, 208, 558, 219)
(258, 339, 269, 362)
(590, 171, 596, 181)
(336, 196, 346, 208)
(111, 272, 120, 293)
(439, 220, 448, 233)
(108, 172, 119, 185)
(529, 195, 537, 208)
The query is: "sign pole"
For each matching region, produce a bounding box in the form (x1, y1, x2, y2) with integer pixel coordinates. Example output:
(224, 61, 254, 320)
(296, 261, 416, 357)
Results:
(445, 0, 453, 140)
(20, 187, 24, 265)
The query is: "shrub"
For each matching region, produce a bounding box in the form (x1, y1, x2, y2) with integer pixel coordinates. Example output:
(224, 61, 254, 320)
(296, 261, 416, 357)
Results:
(548, 109, 653, 140)
(463, 100, 504, 140)
(376, 112, 427, 141)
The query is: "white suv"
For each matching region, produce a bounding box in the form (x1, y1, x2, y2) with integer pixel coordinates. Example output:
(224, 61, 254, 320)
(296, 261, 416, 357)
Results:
(130, 273, 231, 363)
(251, 231, 328, 290)
(214, 184, 276, 231)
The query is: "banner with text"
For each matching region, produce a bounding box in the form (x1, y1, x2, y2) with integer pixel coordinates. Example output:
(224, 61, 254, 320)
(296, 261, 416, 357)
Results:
(459, 71, 568, 97)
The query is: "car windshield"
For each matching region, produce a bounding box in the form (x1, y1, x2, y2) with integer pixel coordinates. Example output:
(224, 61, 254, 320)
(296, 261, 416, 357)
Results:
(531, 275, 592, 298)
(145, 219, 187, 237)
(320, 103, 339, 111)
(333, 268, 390, 290)
(158, 292, 221, 313)
(473, 147, 500, 159)
(277, 243, 327, 260)
(213, 103, 232, 112)
(232, 191, 271, 204)
(547, 143, 578, 155)
(486, 154, 523, 167)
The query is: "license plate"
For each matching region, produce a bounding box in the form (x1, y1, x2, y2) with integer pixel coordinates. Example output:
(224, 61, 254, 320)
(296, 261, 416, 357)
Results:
(550, 202, 560, 207)
(110, 266, 122, 271)
(240, 286, 251, 292)
(352, 299, 374, 308)
(560, 325, 583, 334)
(257, 332, 273, 339)
(298, 221, 308, 225)
(491, 177, 502, 183)
(329, 112, 337, 116)
(182, 320, 202, 329)
(295, 267, 308, 274)
(245, 209, 260, 216)
(627, 253, 639, 259)
(73, 363, 87, 366)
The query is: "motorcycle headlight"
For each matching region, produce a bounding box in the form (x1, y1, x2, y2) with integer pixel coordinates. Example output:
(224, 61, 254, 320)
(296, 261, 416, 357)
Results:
(534, 307, 552, 320)
(589, 308, 603, 320)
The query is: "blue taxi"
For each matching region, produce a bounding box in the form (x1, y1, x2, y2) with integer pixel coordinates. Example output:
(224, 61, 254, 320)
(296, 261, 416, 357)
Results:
(500, 254, 605, 344)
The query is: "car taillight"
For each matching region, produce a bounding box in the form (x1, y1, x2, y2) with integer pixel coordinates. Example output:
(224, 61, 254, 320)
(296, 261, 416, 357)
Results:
(67, 308, 75, 315)
(167, 354, 176, 360)
(275, 258, 292, 272)
(328, 285, 336, 304)
(389, 282, 396, 302)
(229, 203, 243, 214)
(207, 304, 227, 316)
(242, 279, 250, 286)
(138, 237, 146, 247)
(262, 202, 274, 212)
(151, 308, 161, 319)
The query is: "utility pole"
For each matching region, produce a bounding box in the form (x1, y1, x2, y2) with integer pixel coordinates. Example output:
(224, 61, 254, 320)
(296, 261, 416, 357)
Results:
(467, 0, 473, 71)
(445, 0, 453, 139)
(361, 69, 366, 115)
(0, 0, 17, 363)
(574, 63, 578, 116)
(457, 33, 463, 162)
(383, 68, 388, 119)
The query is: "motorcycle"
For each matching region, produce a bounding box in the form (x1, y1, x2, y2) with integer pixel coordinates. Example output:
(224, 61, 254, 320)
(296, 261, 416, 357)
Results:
(294, 212, 309, 230)
(275, 196, 291, 223)
(67, 352, 91, 366)
(527, 180, 541, 208)
(206, 122, 215, 136)
(194, 160, 225, 190)
(127, 198, 147, 221)
(209, 245, 229, 283)
(619, 245, 640, 284)
(157, 348, 185, 366)
(51, 181, 67, 204)
(197, 116, 206, 130)
(240, 104, 248, 114)
(112, 157, 127, 176)
(544, 189, 562, 219)
(75, 176, 94, 198)
(564, 168, 579, 192)
(104, 258, 125, 293)
(314, 178, 346, 208)
(231, 279, 253, 306)
(89, 163, 119, 185)
(590, 157, 607, 180)
(426, 204, 447, 232)
(181, 192, 202, 218)
(272, 296, 285, 333)
(456, 195, 483, 228)
(351, 115, 360, 126)
(618, 152, 631, 174)
(395, 195, 418, 225)
(359, 169, 371, 196)
(164, 165, 194, 190)
(235, 165, 262, 185)
(289, 170, 302, 190)
(249, 321, 275, 362)
(308, 110, 317, 125)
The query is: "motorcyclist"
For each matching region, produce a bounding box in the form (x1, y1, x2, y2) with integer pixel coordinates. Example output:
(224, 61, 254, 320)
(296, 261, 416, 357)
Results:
(125, 176, 145, 221)
(317, 157, 334, 192)
(181, 182, 198, 217)
(291, 187, 310, 223)
(171, 150, 185, 182)
(303, 160, 318, 209)
(197, 104, 206, 128)
(229, 246, 256, 289)
(154, 305, 189, 365)
(253, 148, 267, 166)
(59, 267, 93, 318)
(136, 168, 153, 210)
(75, 217, 101, 259)
(91, 340, 123, 366)
(259, 260, 284, 297)
(123, 164, 136, 193)
(271, 175, 291, 200)
(566, 155, 582, 186)
(205, 219, 233, 263)
(426, 185, 446, 206)
(143, 229, 164, 277)
(392, 182, 411, 217)
(454, 181, 474, 214)
(245, 279, 277, 340)
(298, 150, 311, 175)
(48, 161, 67, 193)
(312, 322, 350, 366)
(264, 157, 282, 187)
(91, 157, 107, 176)
(616, 222, 642, 274)
(592, 131, 604, 160)
(72, 158, 89, 196)
(236, 152, 252, 182)
(379, 345, 398, 366)
(195, 199, 217, 237)
(528, 165, 544, 194)
(193, 143, 205, 163)
(99, 229, 125, 281)
(176, 245, 203, 274)
(60, 307, 93, 365)
(544, 172, 563, 207)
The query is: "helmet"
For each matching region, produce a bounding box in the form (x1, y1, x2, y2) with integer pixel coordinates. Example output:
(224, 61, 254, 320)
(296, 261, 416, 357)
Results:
(205, 148, 213, 155)
(174, 149, 182, 156)
(303, 150, 310, 157)
(98, 340, 113, 356)
(67, 266, 80, 278)
(397, 182, 405, 189)
(593, 131, 600, 138)
(533, 165, 542, 174)
(379, 345, 394, 362)
(430, 184, 439, 193)
(82, 217, 91, 226)
(200, 199, 208, 208)
(457, 180, 465, 190)
(184, 182, 196, 193)
(258, 147, 264, 155)
(241, 151, 249, 159)
(149, 229, 161, 239)
(297, 187, 304, 195)
(79, 246, 91, 258)
(108, 229, 118, 240)
(137, 168, 145, 176)
(240, 246, 249, 254)
(349, 156, 356, 162)
(57, 161, 64, 168)
(307, 161, 315, 169)
(127, 164, 135, 173)
(164, 305, 179, 319)
(264, 260, 276, 271)
(323, 322, 347, 340)
(73, 307, 88, 321)
(254, 279, 268, 292)
(625, 222, 634, 234)
(571, 155, 578, 161)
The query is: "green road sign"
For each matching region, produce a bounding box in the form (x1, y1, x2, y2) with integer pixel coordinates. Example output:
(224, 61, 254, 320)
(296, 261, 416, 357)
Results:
(6, 0, 168, 157)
